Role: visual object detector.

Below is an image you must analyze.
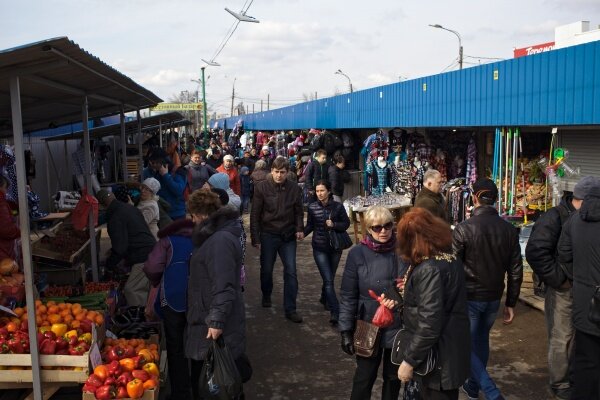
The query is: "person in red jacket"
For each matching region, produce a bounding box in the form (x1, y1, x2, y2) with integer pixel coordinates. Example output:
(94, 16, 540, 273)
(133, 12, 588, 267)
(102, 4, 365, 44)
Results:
(217, 155, 241, 195)
(0, 175, 20, 260)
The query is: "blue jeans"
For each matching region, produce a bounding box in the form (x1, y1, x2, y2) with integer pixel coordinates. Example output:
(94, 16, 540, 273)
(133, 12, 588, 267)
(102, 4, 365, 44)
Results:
(313, 249, 342, 317)
(240, 195, 250, 212)
(260, 232, 298, 315)
(465, 300, 502, 400)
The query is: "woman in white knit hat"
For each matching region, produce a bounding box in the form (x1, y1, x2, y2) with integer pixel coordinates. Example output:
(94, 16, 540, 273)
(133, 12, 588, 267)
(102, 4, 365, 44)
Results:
(138, 177, 161, 239)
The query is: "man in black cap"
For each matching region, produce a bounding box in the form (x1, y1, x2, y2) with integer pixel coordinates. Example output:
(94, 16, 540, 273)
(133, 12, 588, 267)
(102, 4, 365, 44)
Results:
(96, 189, 156, 306)
(558, 176, 600, 400)
(452, 178, 522, 400)
(525, 177, 594, 399)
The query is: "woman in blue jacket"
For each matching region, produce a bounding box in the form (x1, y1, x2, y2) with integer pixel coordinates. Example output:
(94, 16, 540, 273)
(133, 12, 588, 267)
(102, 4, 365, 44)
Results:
(143, 150, 187, 220)
(304, 179, 350, 324)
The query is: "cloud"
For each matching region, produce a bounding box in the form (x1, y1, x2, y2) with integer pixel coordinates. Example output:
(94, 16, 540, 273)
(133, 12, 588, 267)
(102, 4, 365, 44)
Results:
(110, 58, 144, 73)
(137, 69, 196, 88)
(366, 73, 394, 85)
(543, 0, 600, 12)
(511, 19, 559, 39)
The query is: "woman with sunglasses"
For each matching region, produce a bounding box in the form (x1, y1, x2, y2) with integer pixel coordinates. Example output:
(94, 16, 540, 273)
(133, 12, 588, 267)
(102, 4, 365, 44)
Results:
(304, 179, 351, 325)
(339, 205, 404, 399)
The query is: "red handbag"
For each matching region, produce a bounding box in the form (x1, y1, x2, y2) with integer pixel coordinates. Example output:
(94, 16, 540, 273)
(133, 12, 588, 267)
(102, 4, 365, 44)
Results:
(71, 188, 98, 230)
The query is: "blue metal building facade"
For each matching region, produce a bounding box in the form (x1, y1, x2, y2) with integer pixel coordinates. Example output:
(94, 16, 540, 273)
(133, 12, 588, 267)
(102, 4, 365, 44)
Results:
(214, 40, 600, 130)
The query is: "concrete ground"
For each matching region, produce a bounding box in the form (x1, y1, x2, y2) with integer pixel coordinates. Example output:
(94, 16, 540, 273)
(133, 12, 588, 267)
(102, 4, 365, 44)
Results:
(241, 221, 550, 400)
(2, 218, 551, 400)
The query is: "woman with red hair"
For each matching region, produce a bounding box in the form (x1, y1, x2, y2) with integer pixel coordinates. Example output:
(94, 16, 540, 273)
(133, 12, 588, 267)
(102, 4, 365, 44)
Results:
(392, 207, 470, 400)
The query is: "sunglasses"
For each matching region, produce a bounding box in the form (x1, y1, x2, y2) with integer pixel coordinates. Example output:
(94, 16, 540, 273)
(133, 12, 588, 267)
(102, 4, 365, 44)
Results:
(370, 222, 394, 233)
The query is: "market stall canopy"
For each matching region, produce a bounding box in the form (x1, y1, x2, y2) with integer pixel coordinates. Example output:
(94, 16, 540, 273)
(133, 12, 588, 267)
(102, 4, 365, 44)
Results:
(0, 37, 162, 137)
(43, 112, 192, 142)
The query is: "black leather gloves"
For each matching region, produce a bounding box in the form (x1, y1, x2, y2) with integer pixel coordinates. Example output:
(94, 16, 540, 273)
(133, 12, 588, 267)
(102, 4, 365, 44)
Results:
(341, 331, 355, 356)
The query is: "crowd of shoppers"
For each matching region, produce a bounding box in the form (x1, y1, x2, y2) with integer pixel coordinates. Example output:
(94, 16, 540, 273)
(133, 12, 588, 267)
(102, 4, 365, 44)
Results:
(85, 131, 600, 400)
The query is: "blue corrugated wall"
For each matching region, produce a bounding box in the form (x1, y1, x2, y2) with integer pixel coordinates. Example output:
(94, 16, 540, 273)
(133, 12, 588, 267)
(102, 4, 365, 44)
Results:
(213, 40, 600, 130)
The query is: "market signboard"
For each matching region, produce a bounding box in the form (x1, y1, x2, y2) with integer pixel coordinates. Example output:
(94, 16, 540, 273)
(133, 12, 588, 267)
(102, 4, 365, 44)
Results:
(513, 42, 555, 58)
(150, 103, 203, 111)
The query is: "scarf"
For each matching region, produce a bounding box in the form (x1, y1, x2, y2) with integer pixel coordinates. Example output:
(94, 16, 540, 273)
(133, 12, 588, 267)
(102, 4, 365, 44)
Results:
(361, 232, 396, 253)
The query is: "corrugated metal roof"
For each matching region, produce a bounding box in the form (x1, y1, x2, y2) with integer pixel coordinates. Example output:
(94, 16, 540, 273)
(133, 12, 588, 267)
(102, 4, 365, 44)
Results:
(214, 39, 600, 130)
(43, 112, 191, 142)
(0, 37, 162, 136)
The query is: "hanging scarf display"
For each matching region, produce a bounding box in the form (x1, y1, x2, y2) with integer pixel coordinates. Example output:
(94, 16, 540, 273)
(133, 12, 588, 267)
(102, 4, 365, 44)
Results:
(466, 137, 478, 184)
(391, 161, 413, 199)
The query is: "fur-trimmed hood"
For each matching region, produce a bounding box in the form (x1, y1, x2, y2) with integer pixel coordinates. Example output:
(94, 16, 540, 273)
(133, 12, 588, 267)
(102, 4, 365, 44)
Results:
(192, 206, 241, 247)
(157, 218, 194, 239)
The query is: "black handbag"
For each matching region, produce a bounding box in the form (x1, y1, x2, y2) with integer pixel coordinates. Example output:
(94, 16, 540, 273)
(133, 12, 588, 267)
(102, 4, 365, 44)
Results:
(391, 328, 438, 376)
(329, 229, 353, 251)
(589, 286, 600, 325)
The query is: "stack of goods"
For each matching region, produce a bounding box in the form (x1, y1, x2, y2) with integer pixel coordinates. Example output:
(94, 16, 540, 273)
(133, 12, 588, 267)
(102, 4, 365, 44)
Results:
(83, 337, 160, 399)
(110, 307, 160, 339)
(345, 192, 412, 210)
(0, 258, 24, 306)
(0, 300, 102, 356)
(38, 224, 89, 260)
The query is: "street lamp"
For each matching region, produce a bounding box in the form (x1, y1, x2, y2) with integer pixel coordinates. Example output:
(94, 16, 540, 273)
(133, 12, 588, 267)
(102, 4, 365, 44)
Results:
(335, 69, 353, 93)
(429, 24, 463, 70)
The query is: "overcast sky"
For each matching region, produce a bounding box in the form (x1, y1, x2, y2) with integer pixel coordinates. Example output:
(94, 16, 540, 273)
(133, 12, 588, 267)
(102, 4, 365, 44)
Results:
(2, 0, 599, 116)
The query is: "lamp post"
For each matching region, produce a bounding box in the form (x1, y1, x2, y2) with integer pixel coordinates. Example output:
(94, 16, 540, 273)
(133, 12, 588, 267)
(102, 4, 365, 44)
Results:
(429, 24, 463, 70)
(335, 69, 353, 93)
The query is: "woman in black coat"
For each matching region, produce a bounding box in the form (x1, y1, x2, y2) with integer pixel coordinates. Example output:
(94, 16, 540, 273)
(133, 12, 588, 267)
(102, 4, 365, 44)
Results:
(338, 205, 404, 400)
(393, 207, 470, 400)
(304, 179, 350, 324)
(185, 189, 246, 398)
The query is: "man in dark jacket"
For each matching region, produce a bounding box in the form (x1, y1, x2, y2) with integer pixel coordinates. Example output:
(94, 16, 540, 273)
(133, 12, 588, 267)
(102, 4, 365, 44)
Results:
(328, 153, 347, 203)
(526, 188, 584, 400)
(414, 169, 447, 221)
(305, 149, 330, 203)
(452, 179, 522, 400)
(558, 177, 600, 400)
(97, 189, 156, 306)
(250, 157, 305, 323)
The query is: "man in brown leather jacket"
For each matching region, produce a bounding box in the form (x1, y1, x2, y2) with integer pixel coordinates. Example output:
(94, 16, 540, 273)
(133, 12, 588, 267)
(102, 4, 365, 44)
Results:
(250, 157, 305, 323)
(414, 169, 447, 221)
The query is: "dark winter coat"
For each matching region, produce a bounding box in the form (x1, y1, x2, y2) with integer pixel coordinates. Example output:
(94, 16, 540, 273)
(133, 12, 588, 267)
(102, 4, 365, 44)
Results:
(526, 194, 575, 288)
(304, 199, 350, 251)
(402, 255, 470, 391)
(414, 187, 447, 221)
(186, 162, 216, 192)
(339, 244, 404, 348)
(328, 165, 346, 197)
(452, 205, 523, 307)
(250, 169, 268, 186)
(0, 191, 19, 260)
(558, 186, 600, 337)
(240, 174, 252, 197)
(305, 161, 331, 192)
(105, 200, 156, 270)
(250, 175, 304, 245)
(185, 207, 246, 360)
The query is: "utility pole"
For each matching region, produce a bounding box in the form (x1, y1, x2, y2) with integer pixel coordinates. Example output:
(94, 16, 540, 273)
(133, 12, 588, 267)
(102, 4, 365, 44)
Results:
(315, 91, 317, 100)
(230, 78, 236, 117)
(267, 94, 270, 110)
(261, 100, 263, 112)
(201, 67, 208, 142)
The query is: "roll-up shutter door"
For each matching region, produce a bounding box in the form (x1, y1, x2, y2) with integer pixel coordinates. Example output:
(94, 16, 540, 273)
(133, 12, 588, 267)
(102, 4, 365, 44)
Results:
(558, 130, 600, 191)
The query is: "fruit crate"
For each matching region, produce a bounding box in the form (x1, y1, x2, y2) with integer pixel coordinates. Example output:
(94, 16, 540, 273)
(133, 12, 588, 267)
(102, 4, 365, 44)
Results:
(0, 322, 105, 384)
(31, 224, 101, 269)
(82, 388, 158, 400)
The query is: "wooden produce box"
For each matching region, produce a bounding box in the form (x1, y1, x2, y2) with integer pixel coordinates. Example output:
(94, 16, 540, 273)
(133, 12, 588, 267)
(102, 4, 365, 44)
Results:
(32, 226, 101, 269)
(0, 322, 105, 384)
(83, 388, 158, 400)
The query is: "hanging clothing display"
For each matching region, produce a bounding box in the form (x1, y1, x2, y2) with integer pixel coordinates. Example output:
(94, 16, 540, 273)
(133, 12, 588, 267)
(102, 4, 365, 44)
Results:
(361, 129, 389, 191)
(391, 160, 413, 199)
(444, 178, 471, 225)
(365, 159, 392, 196)
(411, 159, 426, 199)
(466, 137, 478, 184)
(0, 145, 18, 203)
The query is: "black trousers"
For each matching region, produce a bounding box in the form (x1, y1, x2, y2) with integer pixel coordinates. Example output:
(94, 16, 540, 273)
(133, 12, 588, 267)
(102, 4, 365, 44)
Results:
(420, 386, 458, 400)
(571, 329, 600, 400)
(162, 306, 192, 400)
(350, 348, 400, 400)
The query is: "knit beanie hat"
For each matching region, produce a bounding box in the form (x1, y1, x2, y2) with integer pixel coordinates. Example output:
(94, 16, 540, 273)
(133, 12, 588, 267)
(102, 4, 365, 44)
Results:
(141, 177, 161, 195)
(208, 172, 230, 190)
